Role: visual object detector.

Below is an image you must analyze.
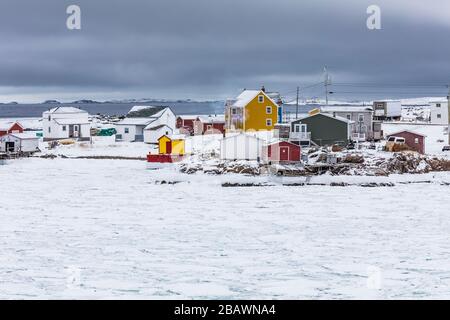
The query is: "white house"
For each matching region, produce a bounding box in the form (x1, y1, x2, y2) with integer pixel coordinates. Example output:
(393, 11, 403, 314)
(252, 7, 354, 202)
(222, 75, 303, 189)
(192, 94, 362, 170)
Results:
(42, 107, 91, 141)
(0, 132, 40, 154)
(143, 124, 173, 145)
(220, 133, 265, 161)
(430, 100, 449, 125)
(115, 106, 176, 143)
(143, 108, 176, 143)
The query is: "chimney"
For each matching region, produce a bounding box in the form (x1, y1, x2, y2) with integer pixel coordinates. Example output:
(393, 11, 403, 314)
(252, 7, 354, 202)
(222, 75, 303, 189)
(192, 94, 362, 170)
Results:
(261, 85, 266, 92)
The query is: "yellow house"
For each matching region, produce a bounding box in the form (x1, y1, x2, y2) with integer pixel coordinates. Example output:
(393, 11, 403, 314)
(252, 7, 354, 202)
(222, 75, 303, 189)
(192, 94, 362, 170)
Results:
(158, 135, 185, 155)
(225, 89, 281, 132)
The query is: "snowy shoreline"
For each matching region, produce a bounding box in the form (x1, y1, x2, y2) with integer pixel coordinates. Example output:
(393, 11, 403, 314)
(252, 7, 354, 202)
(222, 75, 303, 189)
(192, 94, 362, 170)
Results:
(2, 157, 450, 299)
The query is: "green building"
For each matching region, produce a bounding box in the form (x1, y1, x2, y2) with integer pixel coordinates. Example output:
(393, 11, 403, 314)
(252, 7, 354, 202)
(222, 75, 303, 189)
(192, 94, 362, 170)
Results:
(290, 113, 355, 146)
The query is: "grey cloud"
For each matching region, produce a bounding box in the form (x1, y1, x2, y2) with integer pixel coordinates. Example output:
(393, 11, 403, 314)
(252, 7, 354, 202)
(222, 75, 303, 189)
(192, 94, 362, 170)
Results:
(0, 0, 448, 101)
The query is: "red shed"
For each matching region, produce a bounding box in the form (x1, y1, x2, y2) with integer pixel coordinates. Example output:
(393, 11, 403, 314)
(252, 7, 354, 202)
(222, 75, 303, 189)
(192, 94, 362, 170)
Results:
(387, 130, 426, 154)
(194, 115, 225, 135)
(0, 121, 24, 137)
(264, 140, 302, 163)
(176, 115, 198, 135)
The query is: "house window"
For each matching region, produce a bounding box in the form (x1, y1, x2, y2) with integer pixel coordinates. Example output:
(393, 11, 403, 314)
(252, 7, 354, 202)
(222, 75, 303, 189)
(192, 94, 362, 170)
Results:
(346, 114, 351, 120)
(266, 119, 272, 126)
(415, 138, 419, 144)
(437, 103, 441, 108)
(125, 128, 129, 134)
(48, 116, 51, 121)
(231, 108, 237, 115)
(258, 95, 264, 103)
(437, 114, 441, 119)
(358, 114, 364, 122)
(377, 103, 383, 109)
(48, 127, 51, 133)
(266, 106, 272, 114)
(62, 125, 66, 131)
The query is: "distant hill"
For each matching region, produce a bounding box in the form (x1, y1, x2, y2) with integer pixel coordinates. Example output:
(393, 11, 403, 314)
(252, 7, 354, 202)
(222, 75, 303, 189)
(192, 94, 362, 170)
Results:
(42, 100, 61, 104)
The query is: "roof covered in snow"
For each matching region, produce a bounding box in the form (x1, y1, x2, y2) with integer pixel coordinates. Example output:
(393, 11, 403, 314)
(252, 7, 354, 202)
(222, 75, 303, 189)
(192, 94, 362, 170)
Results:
(44, 106, 88, 115)
(320, 105, 373, 113)
(177, 115, 199, 120)
(115, 118, 156, 126)
(294, 112, 355, 124)
(127, 106, 171, 118)
(229, 90, 279, 109)
(387, 130, 427, 138)
(196, 115, 225, 123)
(54, 119, 90, 125)
(144, 124, 171, 131)
(0, 120, 23, 131)
(8, 132, 39, 140)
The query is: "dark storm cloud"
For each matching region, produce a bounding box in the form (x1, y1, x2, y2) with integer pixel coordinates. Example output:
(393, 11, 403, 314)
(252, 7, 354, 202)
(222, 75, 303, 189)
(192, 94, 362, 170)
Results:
(0, 0, 449, 101)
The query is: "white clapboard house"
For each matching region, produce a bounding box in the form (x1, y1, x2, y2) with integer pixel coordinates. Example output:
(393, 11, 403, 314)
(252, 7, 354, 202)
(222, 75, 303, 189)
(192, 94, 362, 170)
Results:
(115, 106, 176, 143)
(42, 107, 91, 141)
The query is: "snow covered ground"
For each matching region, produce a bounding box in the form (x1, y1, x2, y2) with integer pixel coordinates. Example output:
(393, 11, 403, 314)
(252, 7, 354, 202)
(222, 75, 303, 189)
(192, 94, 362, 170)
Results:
(1, 158, 450, 299)
(39, 136, 156, 158)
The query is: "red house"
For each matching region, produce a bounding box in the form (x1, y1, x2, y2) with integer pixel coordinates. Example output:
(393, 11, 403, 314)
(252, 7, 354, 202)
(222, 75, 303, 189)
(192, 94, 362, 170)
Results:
(0, 121, 24, 137)
(387, 130, 426, 154)
(263, 140, 302, 164)
(176, 115, 198, 135)
(193, 115, 225, 135)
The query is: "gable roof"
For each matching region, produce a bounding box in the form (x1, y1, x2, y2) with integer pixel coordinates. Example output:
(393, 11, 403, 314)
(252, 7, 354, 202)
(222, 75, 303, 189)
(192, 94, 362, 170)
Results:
(266, 139, 301, 148)
(116, 118, 156, 126)
(292, 112, 355, 124)
(127, 106, 170, 117)
(230, 90, 279, 108)
(144, 124, 171, 131)
(196, 115, 225, 123)
(320, 105, 373, 113)
(158, 134, 185, 141)
(0, 121, 24, 131)
(8, 132, 39, 140)
(44, 106, 88, 114)
(387, 130, 427, 138)
(222, 132, 265, 142)
(177, 115, 199, 120)
(54, 118, 90, 125)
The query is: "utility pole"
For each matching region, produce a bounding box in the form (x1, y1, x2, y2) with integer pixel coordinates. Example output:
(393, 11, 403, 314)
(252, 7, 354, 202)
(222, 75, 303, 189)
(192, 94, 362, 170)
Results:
(447, 84, 450, 145)
(324, 66, 331, 105)
(296, 86, 299, 120)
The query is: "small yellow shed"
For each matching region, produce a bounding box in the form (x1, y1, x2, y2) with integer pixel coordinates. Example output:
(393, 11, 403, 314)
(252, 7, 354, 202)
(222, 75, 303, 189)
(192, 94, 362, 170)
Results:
(158, 135, 186, 155)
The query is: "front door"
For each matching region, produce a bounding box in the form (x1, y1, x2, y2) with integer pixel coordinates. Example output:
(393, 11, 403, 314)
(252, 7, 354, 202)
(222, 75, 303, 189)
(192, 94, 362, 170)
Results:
(165, 141, 172, 154)
(5, 142, 15, 152)
(73, 125, 79, 138)
(280, 146, 289, 161)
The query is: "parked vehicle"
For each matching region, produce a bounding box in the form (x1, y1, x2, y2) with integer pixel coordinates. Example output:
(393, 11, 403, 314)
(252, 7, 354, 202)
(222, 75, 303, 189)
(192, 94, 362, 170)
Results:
(385, 136, 406, 152)
(443, 146, 450, 152)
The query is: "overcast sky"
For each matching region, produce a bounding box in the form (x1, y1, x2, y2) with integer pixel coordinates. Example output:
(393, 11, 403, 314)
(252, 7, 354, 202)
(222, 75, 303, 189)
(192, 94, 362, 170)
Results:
(0, 0, 449, 102)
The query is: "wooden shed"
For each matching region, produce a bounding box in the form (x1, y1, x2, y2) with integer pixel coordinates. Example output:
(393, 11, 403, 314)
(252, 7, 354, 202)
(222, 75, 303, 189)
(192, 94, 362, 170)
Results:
(0, 133, 39, 154)
(387, 130, 426, 154)
(263, 140, 301, 164)
(220, 133, 264, 161)
(0, 121, 24, 137)
(158, 135, 186, 156)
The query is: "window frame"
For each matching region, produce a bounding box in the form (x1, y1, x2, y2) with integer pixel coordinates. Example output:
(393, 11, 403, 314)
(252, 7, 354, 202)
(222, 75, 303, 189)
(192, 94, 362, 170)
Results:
(266, 106, 272, 114)
(258, 95, 264, 103)
(358, 114, 364, 122)
(266, 118, 272, 127)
